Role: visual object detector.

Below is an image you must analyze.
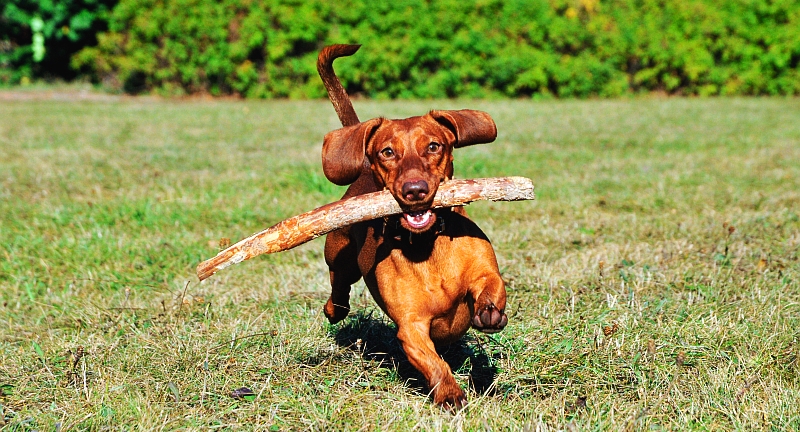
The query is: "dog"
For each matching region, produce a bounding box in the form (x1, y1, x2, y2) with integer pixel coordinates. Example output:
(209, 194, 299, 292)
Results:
(317, 44, 508, 409)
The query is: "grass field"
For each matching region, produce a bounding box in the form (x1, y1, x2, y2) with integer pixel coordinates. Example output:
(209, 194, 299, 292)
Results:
(1, 94, 799, 430)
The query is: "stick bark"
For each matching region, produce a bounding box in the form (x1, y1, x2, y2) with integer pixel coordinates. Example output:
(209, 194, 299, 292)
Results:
(197, 176, 535, 280)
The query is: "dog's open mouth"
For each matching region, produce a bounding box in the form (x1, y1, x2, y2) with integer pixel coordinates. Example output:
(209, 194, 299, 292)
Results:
(403, 209, 434, 230)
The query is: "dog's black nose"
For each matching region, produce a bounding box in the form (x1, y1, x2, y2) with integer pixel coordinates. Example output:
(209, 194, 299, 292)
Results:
(402, 180, 429, 201)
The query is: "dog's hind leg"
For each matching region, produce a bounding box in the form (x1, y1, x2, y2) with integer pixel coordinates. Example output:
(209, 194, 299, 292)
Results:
(323, 227, 362, 324)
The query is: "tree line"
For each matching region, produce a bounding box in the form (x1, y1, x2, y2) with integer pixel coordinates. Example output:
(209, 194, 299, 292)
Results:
(2, 0, 799, 98)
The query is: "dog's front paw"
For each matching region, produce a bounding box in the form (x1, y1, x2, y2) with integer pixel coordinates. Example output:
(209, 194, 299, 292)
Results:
(433, 383, 467, 411)
(471, 303, 508, 334)
(323, 297, 350, 324)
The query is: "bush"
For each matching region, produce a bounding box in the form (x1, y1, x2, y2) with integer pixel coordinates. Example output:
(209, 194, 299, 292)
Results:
(69, 0, 800, 97)
(0, 0, 117, 84)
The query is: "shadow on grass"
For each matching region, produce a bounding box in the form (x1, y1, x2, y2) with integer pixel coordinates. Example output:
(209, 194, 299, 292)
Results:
(330, 310, 499, 397)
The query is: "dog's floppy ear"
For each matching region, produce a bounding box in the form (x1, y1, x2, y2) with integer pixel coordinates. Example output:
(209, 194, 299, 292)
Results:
(322, 118, 383, 185)
(430, 109, 497, 148)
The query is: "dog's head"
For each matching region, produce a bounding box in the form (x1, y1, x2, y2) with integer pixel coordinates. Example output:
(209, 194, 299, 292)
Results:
(322, 109, 497, 233)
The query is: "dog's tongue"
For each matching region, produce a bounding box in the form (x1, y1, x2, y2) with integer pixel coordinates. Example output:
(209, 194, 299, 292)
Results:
(403, 209, 433, 229)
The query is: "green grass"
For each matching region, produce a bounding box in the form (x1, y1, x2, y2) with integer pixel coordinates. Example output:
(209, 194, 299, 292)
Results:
(1, 94, 799, 430)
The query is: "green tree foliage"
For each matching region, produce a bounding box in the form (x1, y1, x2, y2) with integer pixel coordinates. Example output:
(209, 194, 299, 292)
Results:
(0, 0, 117, 84)
(16, 0, 800, 97)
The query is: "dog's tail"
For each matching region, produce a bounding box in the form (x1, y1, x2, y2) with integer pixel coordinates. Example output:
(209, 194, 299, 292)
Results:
(317, 44, 361, 127)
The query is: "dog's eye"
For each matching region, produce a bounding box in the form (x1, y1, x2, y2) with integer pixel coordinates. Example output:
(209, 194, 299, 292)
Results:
(380, 147, 395, 158)
(427, 142, 441, 153)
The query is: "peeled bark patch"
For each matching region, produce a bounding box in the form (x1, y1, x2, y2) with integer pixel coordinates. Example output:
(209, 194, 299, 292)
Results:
(196, 176, 535, 280)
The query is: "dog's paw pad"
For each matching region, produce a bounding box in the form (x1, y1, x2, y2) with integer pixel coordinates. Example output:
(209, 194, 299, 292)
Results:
(472, 303, 507, 333)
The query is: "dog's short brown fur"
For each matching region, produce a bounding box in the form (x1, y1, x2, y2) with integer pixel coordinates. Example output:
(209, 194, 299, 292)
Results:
(317, 45, 507, 409)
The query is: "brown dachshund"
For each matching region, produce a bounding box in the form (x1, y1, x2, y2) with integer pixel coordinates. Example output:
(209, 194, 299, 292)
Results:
(317, 44, 507, 409)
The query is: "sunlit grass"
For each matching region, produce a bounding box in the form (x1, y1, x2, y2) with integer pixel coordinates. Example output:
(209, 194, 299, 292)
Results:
(1, 95, 799, 430)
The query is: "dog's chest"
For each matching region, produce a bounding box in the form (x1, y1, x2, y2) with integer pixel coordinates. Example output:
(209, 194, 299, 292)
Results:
(362, 231, 471, 289)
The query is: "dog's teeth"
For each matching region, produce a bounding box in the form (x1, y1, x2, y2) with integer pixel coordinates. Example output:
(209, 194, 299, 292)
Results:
(404, 210, 432, 228)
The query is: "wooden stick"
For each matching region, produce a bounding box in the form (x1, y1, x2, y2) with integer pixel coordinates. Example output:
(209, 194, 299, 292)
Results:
(196, 176, 535, 280)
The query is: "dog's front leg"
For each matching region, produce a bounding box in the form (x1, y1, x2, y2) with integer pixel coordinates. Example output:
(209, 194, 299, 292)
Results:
(470, 273, 508, 333)
(397, 320, 466, 409)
